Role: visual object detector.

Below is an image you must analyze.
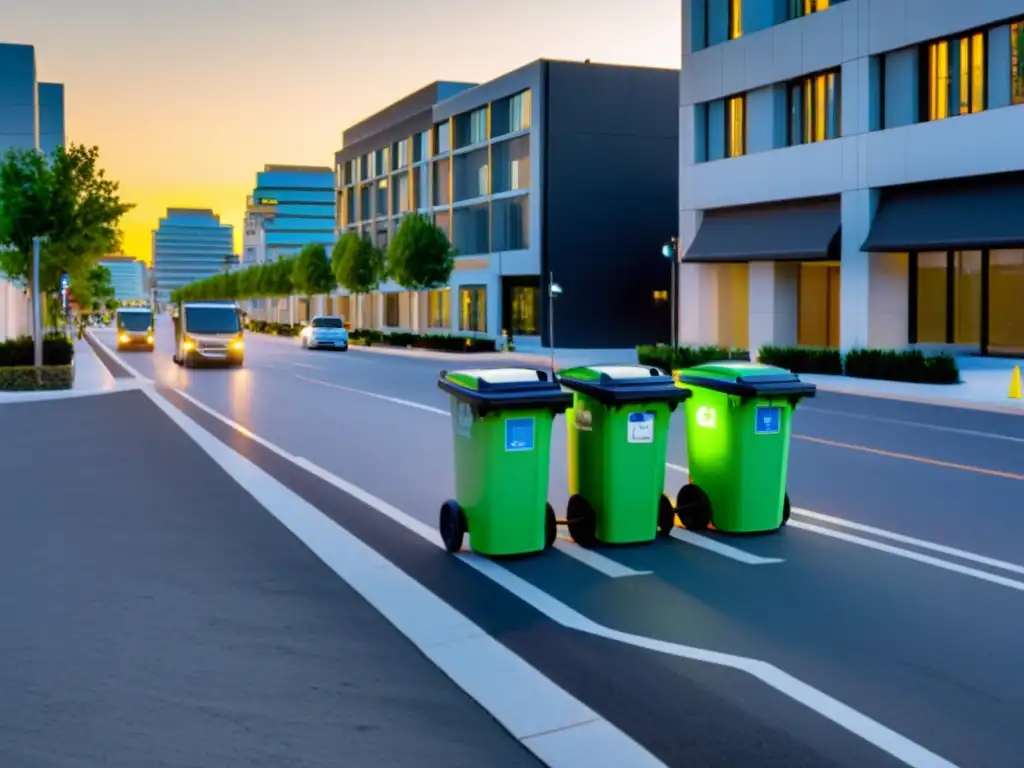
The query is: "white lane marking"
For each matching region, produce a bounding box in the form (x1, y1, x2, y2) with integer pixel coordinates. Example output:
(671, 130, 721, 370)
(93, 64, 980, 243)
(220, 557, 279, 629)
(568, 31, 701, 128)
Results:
(669, 529, 784, 565)
(792, 507, 1024, 576)
(142, 386, 660, 767)
(289, 361, 322, 369)
(788, 520, 1024, 593)
(799, 405, 1024, 444)
(551, 540, 653, 578)
(666, 462, 688, 475)
(296, 374, 450, 415)
(86, 331, 153, 382)
(166, 385, 954, 768)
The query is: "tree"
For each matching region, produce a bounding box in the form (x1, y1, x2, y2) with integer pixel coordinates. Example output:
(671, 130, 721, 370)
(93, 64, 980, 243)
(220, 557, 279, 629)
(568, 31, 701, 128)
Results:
(386, 214, 454, 290)
(332, 232, 384, 296)
(79, 263, 116, 312)
(292, 243, 335, 321)
(0, 144, 133, 296)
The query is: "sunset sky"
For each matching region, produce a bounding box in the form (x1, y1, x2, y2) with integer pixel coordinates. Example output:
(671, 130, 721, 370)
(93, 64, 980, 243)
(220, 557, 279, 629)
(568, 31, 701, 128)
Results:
(5, 0, 679, 263)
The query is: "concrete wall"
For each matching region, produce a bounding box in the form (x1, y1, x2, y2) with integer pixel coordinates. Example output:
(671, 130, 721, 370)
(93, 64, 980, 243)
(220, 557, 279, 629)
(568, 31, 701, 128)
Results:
(0, 279, 30, 340)
(679, 0, 1024, 352)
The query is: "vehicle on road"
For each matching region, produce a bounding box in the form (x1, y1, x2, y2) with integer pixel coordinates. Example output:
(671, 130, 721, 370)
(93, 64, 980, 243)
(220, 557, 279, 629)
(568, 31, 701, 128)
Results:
(300, 316, 349, 351)
(115, 307, 155, 352)
(172, 301, 244, 368)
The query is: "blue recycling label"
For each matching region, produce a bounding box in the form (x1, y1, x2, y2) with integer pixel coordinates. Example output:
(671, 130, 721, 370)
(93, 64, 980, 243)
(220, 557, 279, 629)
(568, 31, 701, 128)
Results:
(755, 406, 781, 435)
(505, 417, 535, 452)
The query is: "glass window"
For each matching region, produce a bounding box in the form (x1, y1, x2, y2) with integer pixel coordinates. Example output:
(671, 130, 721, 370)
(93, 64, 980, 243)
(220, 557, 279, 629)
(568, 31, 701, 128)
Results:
(726, 95, 745, 157)
(432, 158, 450, 205)
(1012, 23, 1024, 105)
(492, 136, 530, 193)
(452, 204, 489, 255)
(459, 286, 486, 333)
(414, 131, 429, 163)
(728, 0, 742, 39)
(797, 264, 840, 347)
(789, 0, 829, 18)
(359, 185, 371, 222)
(492, 196, 529, 251)
(989, 249, 1024, 354)
(789, 70, 841, 145)
(509, 285, 539, 335)
(427, 288, 450, 329)
(393, 139, 408, 169)
(375, 179, 388, 218)
(414, 165, 429, 210)
(434, 210, 451, 238)
(384, 293, 400, 327)
(915, 252, 948, 343)
(434, 122, 450, 154)
(392, 172, 411, 213)
(360, 154, 369, 180)
(510, 91, 531, 132)
(454, 148, 489, 202)
(311, 316, 344, 328)
(925, 33, 984, 121)
(953, 251, 982, 344)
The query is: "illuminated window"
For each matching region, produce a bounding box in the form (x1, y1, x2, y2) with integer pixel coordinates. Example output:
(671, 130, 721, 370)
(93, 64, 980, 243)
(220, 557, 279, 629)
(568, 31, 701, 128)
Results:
(725, 96, 745, 158)
(789, 70, 841, 144)
(925, 33, 984, 121)
(728, 0, 741, 39)
(427, 288, 450, 329)
(789, 0, 829, 18)
(459, 286, 486, 333)
(1011, 22, 1024, 104)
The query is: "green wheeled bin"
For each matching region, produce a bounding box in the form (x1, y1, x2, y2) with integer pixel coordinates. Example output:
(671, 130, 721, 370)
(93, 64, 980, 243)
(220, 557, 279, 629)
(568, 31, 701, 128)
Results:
(557, 364, 692, 547)
(437, 368, 573, 556)
(675, 361, 815, 534)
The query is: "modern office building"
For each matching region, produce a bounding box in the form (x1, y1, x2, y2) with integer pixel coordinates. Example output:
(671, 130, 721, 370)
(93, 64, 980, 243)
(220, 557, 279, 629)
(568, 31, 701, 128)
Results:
(678, 0, 1024, 357)
(242, 165, 335, 266)
(0, 43, 65, 155)
(335, 61, 679, 348)
(99, 256, 147, 302)
(151, 208, 234, 305)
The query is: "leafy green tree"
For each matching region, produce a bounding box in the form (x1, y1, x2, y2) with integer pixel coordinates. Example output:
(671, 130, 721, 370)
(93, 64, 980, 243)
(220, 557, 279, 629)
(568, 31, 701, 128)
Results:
(386, 213, 454, 290)
(333, 232, 384, 296)
(79, 264, 116, 312)
(0, 144, 133, 296)
(292, 243, 335, 321)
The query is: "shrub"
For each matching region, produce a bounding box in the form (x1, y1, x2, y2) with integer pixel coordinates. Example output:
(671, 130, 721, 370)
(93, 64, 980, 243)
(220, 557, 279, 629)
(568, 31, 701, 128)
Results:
(637, 344, 746, 371)
(844, 349, 959, 384)
(0, 335, 74, 367)
(0, 365, 74, 390)
(758, 345, 843, 374)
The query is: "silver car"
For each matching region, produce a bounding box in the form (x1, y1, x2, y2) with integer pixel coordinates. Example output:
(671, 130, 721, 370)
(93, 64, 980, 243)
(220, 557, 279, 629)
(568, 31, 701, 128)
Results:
(300, 316, 349, 350)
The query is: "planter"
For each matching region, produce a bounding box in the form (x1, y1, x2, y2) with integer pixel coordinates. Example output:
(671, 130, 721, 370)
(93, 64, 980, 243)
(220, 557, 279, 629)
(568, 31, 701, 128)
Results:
(0, 364, 74, 391)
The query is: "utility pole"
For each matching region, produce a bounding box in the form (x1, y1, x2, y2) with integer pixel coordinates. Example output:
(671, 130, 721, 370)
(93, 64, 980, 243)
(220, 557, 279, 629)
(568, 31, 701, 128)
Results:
(662, 237, 679, 351)
(547, 272, 562, 377)
(32, 236, 43, 367)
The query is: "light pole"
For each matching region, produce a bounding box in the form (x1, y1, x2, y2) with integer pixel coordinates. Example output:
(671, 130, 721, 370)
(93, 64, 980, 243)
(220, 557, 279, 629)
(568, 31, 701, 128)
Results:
(661, 237, 679, 351)
(547, 271, 562, 377)
(32, 236, 45, 367)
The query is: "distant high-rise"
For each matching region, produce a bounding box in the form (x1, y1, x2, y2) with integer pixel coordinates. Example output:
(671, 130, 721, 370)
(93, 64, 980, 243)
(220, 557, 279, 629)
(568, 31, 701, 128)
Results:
(241, 165, 335, 266)
(0, 43, 65, 155)
(152, 209, 234, 305)
(99, 256, 147, 302)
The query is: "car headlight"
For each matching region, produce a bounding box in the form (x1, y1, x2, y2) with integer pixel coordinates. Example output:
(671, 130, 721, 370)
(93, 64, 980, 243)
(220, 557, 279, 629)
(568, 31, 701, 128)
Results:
(119, 333, 130, 343)
(183, 337, 196, 350)
(146, 335, 154, 343)
(230, 338, 244, 350)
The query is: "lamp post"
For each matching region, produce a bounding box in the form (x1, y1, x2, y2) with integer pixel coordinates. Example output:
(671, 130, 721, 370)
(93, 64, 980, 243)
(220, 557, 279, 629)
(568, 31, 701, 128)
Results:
(32, 236, 45, 367)
(661, 237, 679, 351)
(547, 271, 562, 377)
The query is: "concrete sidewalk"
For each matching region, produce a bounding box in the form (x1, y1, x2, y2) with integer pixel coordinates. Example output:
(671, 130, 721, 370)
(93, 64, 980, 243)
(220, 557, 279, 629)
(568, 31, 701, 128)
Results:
(0, 391, 538, 767)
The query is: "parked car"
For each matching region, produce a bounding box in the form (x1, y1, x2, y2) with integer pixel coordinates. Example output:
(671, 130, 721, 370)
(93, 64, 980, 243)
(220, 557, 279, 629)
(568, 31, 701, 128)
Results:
(300, 316, 349, 350)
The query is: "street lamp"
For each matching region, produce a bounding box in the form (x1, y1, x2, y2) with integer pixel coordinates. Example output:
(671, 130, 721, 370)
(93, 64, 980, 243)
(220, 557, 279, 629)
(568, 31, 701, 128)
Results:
(31, 235, 47, 367)
(548, 271, 562, 377)
(662, 237, 679, 351)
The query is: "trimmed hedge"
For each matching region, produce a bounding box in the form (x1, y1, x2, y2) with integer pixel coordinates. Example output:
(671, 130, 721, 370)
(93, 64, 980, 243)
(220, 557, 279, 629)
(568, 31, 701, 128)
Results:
(636, 344, 749, 371)
(0, 365, 74, 391)
(758, 345, 843, 375)
(245, 320, 498, 353)
(0, 335, 74, 367)
(757, 344, 958, 384)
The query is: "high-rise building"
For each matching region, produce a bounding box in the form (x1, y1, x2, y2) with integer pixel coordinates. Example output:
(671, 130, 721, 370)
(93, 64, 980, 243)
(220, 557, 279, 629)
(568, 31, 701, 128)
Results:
(335, 62, 679, 348)
(99, 256, 147, 302)
(679, 0, 1024, 357)
(242, 165, 335, 266)
(151, 209, 234, 305)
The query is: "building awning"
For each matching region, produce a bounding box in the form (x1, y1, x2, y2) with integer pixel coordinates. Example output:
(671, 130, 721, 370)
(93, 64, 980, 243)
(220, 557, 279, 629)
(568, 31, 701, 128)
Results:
(862, 172, 1024, 252)
(684, 198, 840, 263)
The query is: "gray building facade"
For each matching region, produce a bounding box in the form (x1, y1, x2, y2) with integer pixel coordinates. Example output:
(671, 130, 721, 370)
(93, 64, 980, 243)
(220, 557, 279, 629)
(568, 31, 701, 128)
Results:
(335, 61, 679, 348)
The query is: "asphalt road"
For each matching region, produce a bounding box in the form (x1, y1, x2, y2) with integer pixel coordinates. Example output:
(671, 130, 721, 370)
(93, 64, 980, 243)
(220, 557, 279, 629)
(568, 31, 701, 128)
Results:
(89, 319, 1024, 767)
(0, 390, 540, 767)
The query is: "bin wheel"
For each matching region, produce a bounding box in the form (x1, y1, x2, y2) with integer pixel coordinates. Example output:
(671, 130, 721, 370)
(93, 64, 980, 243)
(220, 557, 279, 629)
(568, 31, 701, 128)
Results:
(439, 500, 466, 553)
(781, 492, 791, 526)
(544, 503, 557, 549)
(676, 484, 712, 530)
(566, 494, 597, 547)
(657, 494, 676, 537)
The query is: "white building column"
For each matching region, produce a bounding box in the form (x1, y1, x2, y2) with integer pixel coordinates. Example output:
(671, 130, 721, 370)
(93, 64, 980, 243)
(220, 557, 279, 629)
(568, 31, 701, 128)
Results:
(373, 292, 384, 329)
(677, 210, 720, 345)
(748, 261, 798, 356)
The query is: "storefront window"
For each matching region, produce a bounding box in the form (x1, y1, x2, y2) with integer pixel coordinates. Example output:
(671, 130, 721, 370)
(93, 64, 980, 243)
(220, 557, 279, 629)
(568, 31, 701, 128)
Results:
(989, 249, 1024, 354)
(509, 285, 539, 336)
(915, 252, 947, 342)
(953, 251, 982, 344)
(427, 288, 450, 329)
(797, 264, 840, 347)
(459, 285, 486, 333)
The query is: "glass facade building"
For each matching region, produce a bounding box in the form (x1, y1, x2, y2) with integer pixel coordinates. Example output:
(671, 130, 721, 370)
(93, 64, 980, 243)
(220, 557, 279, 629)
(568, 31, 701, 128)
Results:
(100, 257, 147, 302)
(244, 165, 336, 264)
(152, 209, 234, 305)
